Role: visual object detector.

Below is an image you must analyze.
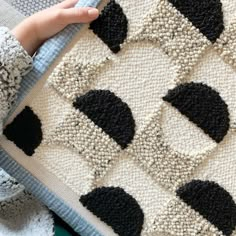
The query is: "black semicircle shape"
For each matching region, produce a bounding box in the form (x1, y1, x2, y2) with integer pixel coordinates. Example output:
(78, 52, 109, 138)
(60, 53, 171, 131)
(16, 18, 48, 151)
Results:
(3, 106, 42, 156)
(168, 0, 224, 43)
(80, 187, 144, 236)
(89, 0, 128, 53)
(176, 180, 236, 236)
(73, 90, 135, 149)
(163, 82, 230, 143)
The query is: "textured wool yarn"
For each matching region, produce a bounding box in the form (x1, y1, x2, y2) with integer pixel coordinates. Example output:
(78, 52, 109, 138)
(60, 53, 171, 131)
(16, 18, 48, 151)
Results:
(4, 106, 42, 156)
(89, 0, 128, 53)
(163, 82, 230, 143)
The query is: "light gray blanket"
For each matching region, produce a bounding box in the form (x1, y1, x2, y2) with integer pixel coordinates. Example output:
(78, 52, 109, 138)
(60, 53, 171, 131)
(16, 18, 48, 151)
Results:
(4, 0, 62, 16)
(0, 0, 24, 28)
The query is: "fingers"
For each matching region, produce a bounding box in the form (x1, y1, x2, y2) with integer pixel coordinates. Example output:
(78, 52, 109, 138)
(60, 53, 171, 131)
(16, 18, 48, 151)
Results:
(57, 7, 99, 23)
(53, 0, 79, 9)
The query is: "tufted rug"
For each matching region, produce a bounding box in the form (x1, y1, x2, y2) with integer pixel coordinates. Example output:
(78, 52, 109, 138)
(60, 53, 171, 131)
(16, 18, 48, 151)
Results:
(2, 0, 236, 235)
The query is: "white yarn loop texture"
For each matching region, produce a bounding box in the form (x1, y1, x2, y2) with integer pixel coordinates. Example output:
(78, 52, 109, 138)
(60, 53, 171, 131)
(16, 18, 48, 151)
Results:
(0, 169, 54, 236)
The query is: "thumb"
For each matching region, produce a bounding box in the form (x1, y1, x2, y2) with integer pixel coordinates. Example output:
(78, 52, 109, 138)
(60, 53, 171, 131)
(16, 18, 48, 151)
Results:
(59, 7, 99, 24)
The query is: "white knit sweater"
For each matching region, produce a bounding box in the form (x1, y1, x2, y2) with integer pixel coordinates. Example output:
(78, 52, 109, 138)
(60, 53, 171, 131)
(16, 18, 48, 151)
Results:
(0, 27, 53, 236)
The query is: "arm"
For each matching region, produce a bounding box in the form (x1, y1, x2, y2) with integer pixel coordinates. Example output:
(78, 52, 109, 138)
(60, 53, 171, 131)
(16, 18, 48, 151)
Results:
(0, 0, 98, 133)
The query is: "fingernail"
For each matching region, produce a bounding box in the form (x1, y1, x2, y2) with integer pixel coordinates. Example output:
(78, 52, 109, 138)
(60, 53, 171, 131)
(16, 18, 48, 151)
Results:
(88, 9, 99, 17)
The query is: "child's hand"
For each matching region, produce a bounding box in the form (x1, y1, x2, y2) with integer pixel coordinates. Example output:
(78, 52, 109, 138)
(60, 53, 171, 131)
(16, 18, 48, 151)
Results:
(12, 0, 99, 55)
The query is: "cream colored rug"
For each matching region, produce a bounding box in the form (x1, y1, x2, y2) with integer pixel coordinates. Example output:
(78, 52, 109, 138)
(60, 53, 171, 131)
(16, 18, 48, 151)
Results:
(3, 0, 236, 235)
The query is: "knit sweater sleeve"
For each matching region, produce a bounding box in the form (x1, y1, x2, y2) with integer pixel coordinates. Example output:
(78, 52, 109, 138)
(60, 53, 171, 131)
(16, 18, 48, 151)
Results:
(0, 27, 33, 133)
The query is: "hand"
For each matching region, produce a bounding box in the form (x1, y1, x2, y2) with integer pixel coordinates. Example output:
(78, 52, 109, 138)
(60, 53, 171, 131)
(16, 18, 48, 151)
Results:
(12, 0, 99, 55)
